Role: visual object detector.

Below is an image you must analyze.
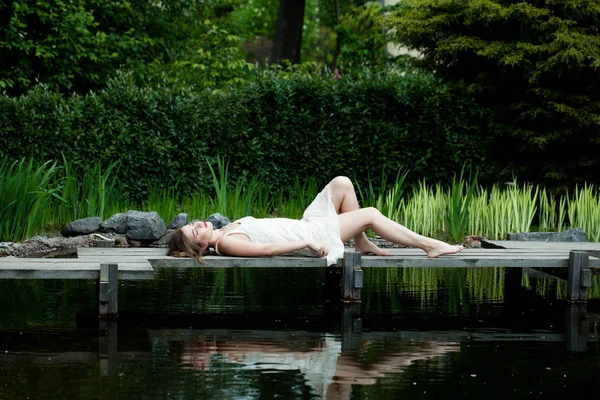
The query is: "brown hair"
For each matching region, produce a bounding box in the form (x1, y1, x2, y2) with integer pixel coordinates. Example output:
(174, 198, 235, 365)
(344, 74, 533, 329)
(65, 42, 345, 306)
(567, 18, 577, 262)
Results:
(167, 228, 205, 263)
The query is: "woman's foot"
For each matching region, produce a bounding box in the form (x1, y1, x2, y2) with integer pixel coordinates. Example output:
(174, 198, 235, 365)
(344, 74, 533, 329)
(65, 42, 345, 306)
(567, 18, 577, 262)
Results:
(355, 238, 391, 256)
(425, 242, 464, 258)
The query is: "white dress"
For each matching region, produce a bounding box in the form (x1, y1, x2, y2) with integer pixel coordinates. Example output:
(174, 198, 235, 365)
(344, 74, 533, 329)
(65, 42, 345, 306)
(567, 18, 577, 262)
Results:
(214, 183, 345, 266)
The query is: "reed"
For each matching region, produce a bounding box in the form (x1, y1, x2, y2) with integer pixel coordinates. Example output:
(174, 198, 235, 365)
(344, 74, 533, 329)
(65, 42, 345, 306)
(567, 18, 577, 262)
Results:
(276, 177, 318, 219)
(568, 184, 600, 241)
(52, 156, 121, 227)
(180, 191, 212, 221)
(446, 169, 477, 242)
(507, 180, 538, 234)
(146, 187, 180, 223)
(206, 156, 229, 217)
(0, 158, 60, 242)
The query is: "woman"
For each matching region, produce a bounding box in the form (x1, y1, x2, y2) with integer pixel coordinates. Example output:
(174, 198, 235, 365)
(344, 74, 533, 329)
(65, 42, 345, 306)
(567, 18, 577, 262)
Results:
(168, 176, 463, 266)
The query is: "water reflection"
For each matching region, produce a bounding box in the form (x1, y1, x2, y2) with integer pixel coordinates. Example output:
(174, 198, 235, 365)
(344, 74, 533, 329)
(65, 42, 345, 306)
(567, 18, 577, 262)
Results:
(1, 268, 600, 399)
(170, 329, 459, 398)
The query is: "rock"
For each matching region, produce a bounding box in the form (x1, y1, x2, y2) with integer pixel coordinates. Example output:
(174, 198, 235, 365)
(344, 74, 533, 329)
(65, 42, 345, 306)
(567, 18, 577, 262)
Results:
(61, 217, 103, 237)
(206, 213, 231, 229)
(507, 228, 588, 242)
(151, 229, 176, 247)
(167, 213, 188, 229)
(124, 210, 166, 241)
(101, 213, 129, 233)
(0, 235, 97, 258)
(547, 228, 588, 242)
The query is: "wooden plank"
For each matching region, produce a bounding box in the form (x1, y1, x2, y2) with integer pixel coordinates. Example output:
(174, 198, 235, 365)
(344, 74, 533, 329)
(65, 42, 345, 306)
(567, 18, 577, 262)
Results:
(0, 261, 153, 280)
(0, 261, 152, 270)
(483, 240, 600, 251)
(361, 257, 578, 268)
(78, 247, 168, 256)
(151, 256, 332, 268)
(0, 269, 154, 280)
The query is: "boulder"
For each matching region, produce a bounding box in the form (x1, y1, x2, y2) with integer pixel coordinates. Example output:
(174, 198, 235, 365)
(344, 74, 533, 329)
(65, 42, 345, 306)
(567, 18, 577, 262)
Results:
(167, 213, 188, 229)
(61, 217, 103, 237)
(124, 210, 166, 241)
(101, 213, 128, 233)
(206, 213, 231, 229)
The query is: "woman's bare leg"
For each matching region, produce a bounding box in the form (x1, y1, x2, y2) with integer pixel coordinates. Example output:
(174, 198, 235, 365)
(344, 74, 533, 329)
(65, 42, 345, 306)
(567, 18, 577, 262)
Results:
(337, 208, 463, 257)
(327, 176, 390, 256)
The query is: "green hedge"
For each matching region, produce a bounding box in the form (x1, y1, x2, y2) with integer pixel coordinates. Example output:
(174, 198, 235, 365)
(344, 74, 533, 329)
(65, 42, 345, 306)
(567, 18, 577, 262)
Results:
(0, 71, 490, 201)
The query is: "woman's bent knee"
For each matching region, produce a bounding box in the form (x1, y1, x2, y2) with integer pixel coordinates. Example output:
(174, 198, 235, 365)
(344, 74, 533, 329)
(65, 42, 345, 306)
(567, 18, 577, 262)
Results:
(331, 176, 353, 188)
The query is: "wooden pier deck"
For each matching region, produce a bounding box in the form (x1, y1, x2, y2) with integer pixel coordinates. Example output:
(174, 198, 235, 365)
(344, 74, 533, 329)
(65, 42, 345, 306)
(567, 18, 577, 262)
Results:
(1, 240, 600, 315)
(2, 240, 600, 273)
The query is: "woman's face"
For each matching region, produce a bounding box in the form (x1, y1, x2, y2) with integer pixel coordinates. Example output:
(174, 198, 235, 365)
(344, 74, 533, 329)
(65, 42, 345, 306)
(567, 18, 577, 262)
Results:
(181, 220, 214, 247)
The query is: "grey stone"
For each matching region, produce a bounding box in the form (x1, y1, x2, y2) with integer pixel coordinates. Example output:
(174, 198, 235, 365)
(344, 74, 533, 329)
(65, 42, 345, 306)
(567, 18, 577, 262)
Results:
(507, 232, 554, 241)
(546, 228, 588, 242)
(206, 213, 231, 229)
(167, 213, 188, 229)
(101, 213, 128, 233)
(61, 217, 102, 237)
(507, 228, 588, 242)
(151, 229, 176, 247)
(124, 210, 166, 241)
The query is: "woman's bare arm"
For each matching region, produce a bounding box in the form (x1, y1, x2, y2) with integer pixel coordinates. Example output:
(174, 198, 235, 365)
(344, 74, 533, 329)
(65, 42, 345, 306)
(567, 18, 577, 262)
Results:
(216, 235, 328, 258)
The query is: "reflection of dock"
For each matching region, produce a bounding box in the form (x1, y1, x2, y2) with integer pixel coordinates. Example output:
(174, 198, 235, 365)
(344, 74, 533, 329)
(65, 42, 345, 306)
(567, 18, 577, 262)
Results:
(0, 303, 596, 383)
(1, 241, 600, 318)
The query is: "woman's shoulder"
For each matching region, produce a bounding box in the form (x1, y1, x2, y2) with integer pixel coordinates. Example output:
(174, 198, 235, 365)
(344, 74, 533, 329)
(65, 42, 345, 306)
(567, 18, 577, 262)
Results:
(234, 216, 255, 224)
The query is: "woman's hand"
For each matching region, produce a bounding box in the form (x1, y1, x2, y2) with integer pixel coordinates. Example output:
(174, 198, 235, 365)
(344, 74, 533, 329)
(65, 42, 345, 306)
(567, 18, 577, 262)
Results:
(307, 241, 328, 258)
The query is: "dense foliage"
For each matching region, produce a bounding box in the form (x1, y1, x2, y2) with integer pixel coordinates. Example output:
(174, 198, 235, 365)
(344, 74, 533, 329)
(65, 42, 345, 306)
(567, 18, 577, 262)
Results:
(0, 71, 489, 201)
(382, 0, 600, 189)
(0, 0, 255, 94)
(0, 0, 390, 95)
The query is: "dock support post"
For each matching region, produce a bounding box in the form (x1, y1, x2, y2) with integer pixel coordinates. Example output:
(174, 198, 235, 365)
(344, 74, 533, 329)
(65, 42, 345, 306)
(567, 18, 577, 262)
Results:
(567, 251, 590, 302)
(341, 304, 362, 352)
(342, 252, 362, 303)
(99, 320, 118, 376)
(99, 263, 119, 319)
(566, 303, 588, 352)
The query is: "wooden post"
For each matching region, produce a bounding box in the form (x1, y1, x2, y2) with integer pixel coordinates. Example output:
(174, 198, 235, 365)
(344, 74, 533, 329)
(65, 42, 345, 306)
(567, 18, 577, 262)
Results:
(341, 304, 362, 352)
(96, 240, 114, 248)
(99, 320, 118, 376)
(566, 303, 588, 352)
(342, 252, 362, 303)
(567, 251, 589, 302)
(99, 263, 119, 319)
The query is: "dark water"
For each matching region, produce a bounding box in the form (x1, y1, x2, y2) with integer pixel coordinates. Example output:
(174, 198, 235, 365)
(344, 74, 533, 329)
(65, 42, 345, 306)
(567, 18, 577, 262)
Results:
(0, 267, 599, 400)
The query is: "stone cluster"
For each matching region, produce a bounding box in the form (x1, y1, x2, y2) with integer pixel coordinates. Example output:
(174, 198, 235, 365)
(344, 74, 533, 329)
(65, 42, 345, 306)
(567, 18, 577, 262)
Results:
(60, 211, 232, 247)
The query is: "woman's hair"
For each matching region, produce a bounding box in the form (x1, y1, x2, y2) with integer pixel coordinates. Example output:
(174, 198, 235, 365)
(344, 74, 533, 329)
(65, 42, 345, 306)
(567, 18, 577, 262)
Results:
(167, 228, 205, 263)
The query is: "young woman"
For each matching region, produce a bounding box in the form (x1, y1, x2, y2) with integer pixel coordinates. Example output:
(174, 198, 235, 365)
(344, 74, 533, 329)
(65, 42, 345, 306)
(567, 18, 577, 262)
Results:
(168, 176, 463, 266)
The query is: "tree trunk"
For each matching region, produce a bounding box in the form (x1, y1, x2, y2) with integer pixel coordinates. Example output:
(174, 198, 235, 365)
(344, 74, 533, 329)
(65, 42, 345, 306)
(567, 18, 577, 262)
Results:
(330, 0, 342, 72)
(271, 0, 306, 64)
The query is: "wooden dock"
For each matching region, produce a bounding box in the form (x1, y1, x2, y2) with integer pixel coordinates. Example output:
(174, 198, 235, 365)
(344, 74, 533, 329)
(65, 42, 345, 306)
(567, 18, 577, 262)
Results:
(1, 239, 600, 317)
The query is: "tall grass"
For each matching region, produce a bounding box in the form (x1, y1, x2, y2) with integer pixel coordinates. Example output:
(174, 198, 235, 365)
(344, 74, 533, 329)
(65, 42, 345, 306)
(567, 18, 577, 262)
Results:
(446, 168, 477, 242)
(567, 184, 600, 241)
(276, 177, 318, 219)
(399, 181, 446, 237)
(146, 187, 180, 223)
(206, 156, 276, 220)
(50, 157, 121, 228)
(0, 159, 60, 241)
(7, 157, 600, 243)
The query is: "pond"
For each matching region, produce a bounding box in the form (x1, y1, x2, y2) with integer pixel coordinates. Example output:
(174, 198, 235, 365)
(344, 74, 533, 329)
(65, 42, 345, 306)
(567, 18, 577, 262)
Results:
(0, 267, 599, 399)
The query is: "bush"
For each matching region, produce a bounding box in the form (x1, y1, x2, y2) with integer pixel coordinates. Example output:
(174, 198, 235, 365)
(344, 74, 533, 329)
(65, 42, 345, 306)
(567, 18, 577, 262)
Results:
(0, 69, 490, 201)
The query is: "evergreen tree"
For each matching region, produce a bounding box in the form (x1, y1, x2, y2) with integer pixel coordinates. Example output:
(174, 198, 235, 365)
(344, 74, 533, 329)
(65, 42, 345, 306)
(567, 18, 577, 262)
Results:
(383, 0, 600, 188)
